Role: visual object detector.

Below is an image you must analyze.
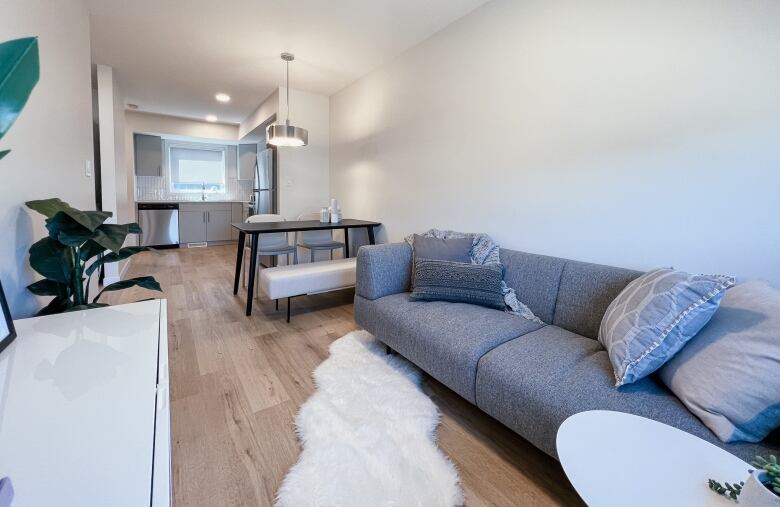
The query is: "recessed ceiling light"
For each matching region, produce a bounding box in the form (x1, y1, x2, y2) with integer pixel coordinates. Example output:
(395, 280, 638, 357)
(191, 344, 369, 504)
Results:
(215, 93, 231, 103)
(205, 115, 218, 122)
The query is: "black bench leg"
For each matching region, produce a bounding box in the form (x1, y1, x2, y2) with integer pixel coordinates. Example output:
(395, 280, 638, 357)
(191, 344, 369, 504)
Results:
(275, 299, 278, 311)
(286, 297, 291, 323)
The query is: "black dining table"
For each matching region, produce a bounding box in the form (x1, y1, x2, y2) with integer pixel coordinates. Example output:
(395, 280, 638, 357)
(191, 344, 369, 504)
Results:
(232, 219, 381, 316)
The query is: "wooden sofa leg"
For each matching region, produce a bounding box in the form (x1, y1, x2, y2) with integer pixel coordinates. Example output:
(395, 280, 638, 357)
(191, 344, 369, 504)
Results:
(286, 297, 291, 323)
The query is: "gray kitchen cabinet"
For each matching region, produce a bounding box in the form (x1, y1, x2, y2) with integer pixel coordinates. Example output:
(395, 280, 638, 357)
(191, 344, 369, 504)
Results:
(134, 134, 163, 176)
(206, 210, 232, 242)
(179, 202, 233, 244)
(231, 203, 244, 240)
(238, 144, 257, 180)
(226, 145, 238, 180)
(179, 210, 207, 244)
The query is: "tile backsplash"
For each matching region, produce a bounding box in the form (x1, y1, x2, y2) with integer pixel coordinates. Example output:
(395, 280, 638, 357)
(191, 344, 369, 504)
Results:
(135, 176, 253, 202)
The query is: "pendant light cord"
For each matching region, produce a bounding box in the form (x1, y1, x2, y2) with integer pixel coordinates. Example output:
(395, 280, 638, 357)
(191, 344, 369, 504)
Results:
(286, 59, 290, 125)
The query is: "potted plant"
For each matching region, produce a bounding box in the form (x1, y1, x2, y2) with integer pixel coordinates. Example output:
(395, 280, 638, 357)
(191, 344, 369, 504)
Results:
(710, 455, 780, 506)
(25, 198, 161, 314)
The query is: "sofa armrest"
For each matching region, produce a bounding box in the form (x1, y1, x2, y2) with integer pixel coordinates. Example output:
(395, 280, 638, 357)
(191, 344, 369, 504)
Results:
(356, 242, 412, 300)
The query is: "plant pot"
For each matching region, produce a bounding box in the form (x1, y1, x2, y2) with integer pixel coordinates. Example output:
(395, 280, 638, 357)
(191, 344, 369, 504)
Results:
(740, 471, 780, 507)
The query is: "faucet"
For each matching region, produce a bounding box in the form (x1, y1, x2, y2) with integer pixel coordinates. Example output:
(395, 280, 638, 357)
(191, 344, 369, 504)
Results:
(201, 182, 207, 201)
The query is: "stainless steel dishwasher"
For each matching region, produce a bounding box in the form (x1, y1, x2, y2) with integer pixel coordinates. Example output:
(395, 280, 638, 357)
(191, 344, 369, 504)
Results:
(138, 203, 180, 248)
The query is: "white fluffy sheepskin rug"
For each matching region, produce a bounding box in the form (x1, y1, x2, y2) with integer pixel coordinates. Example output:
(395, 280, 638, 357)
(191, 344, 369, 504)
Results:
(276, 330, 463, 507)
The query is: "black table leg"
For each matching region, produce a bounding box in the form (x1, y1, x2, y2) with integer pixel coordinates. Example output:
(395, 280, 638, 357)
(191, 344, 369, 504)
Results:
(287, 297, 291, 323)
(367, 225, 376, 245)
(344, 227, 350, 258)
(233, 231, 246, 295)
(245, 233, 259, 316)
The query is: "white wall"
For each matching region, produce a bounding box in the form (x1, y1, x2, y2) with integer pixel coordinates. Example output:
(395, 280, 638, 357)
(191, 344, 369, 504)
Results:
(330, 0, 780, 284)
(95, 64, 129, 283)
(240, 88, 331, 221)
(0, 0, 95, 317)
(239, 89, 278, 140)
(276, 89, 330, 221)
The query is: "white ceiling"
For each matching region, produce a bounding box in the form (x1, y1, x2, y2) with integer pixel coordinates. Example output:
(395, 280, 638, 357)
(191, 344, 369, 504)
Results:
(86, 0, 490, 124)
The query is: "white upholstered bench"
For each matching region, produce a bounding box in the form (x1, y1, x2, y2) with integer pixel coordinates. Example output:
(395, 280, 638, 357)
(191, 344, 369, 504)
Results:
(259, 257, 357, 322)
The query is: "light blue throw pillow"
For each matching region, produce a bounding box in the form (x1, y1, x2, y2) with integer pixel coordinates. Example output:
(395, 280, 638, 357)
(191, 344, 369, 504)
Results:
(598, 268, 735, 386)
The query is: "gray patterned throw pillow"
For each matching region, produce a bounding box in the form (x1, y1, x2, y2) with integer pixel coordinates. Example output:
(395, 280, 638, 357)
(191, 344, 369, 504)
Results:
(598, 268, 735, 386)
(410, 259, 506, 310)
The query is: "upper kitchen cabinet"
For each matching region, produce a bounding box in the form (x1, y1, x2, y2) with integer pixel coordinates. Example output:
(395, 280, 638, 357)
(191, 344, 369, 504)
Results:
(226, 145, 238, 180)
(238, 144, 257, 180)
(134, 134, 163, 176)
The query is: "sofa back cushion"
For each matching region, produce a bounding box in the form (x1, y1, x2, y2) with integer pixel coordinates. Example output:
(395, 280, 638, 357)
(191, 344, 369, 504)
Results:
(500, 248, 642, 338)
(500, 250, 566, 323)
(553, 260, 643, 339)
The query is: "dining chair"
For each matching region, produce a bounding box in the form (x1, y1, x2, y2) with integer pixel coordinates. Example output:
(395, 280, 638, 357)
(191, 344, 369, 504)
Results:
(295, 212, 346, 262)
(241, 214, 297, 297)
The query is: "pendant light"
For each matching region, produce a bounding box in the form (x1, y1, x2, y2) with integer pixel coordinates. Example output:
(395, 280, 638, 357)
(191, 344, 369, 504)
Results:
(267, 53, 308, 147)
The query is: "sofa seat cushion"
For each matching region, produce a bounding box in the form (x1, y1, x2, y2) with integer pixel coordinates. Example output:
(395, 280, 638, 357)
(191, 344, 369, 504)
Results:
(354, 293, 543, 403)
(475, 325, 777, 462)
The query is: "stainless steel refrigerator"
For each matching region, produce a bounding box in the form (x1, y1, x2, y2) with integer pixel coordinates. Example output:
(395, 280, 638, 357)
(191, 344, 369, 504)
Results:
(252, 147, 277, 215)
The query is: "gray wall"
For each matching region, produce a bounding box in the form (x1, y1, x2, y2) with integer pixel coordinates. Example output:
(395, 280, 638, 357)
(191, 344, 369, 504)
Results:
(330, 0, 780, 284)
(0, 0, 96, 317)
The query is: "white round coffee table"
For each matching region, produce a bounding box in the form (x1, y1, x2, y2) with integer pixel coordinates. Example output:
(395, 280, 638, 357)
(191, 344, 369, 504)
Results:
(557, 410, 752, 507)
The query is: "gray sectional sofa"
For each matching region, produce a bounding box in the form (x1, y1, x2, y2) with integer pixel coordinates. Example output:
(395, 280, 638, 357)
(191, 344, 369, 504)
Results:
(354, 242, 779, 462)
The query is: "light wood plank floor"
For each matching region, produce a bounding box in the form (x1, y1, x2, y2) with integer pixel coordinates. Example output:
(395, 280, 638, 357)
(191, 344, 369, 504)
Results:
(111, 245, 584, 506)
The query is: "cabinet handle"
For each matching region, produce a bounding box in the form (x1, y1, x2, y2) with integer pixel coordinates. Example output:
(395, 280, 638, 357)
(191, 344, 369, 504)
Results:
(202, 212, 205, 223)
(207, 211, 210, 222)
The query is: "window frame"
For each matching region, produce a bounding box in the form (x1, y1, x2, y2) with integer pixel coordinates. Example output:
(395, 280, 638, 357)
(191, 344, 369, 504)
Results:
(165, 140, 228, 194)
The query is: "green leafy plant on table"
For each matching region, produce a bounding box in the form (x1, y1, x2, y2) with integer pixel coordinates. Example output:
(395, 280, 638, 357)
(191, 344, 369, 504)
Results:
(709, 454, 780, 502)
(1, 37, 40, 161)
(26, 198, 161, 315)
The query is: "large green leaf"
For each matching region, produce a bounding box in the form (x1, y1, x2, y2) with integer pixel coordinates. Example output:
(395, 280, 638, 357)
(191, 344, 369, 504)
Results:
(28, 236, 74, 283)
(80, 240, 107, 262)
(0, 149, 8, 160)
(92, 222, 141, 253)
(85, 246, 152, 276)
(36, 296, 73, 316)
(26, 198, 111, 231)
(45, 211, 94, 247)
(93, 276, 162, 302)
(27, 279, 69, 297)
(0, 37, 39, 146)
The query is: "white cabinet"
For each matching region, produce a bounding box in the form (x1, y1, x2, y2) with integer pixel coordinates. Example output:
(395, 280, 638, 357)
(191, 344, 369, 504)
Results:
(0, 300, 171, 507)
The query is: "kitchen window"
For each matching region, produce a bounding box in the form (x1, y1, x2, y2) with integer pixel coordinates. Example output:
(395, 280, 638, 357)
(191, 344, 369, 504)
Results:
(168, 142, 226, 194)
